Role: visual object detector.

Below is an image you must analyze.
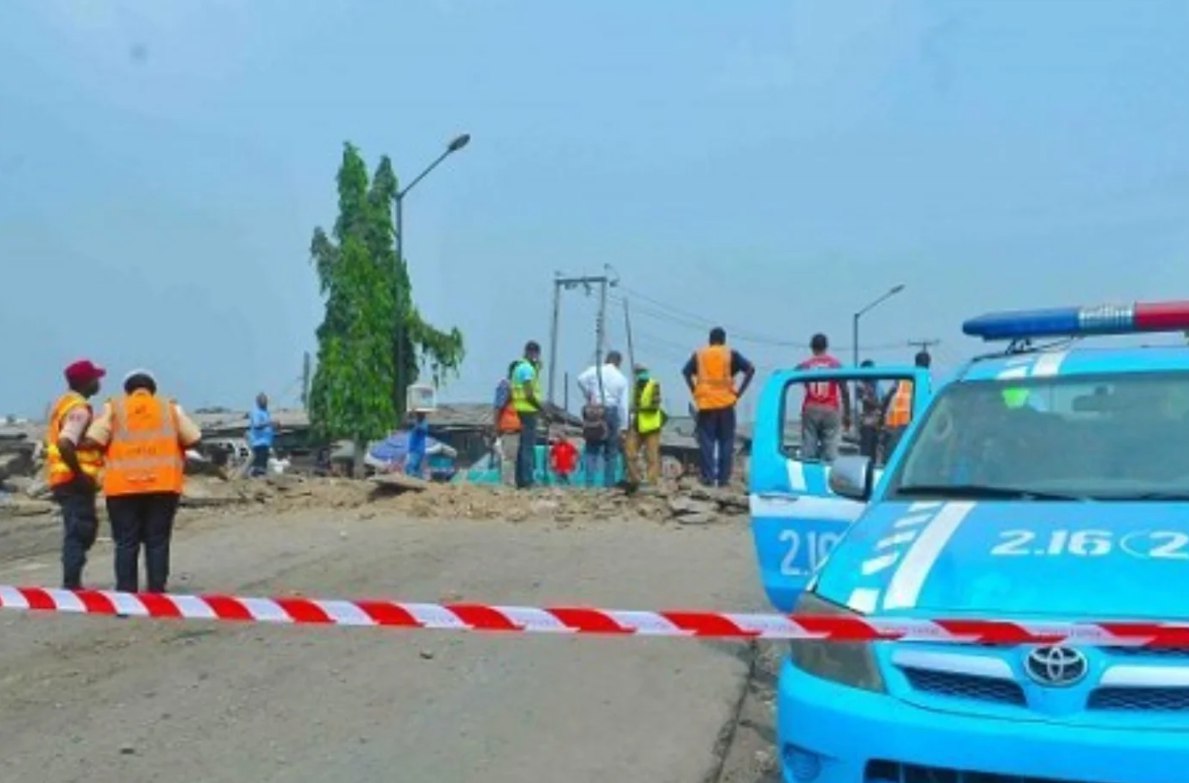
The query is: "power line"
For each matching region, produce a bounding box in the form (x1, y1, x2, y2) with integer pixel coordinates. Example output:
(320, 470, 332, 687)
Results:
(622, 298, 908, 353)
(616, 288, 805, 347)
(612, 290, 909, 352)
(634, 329, 695, 354)
(908, 338, 941, 356)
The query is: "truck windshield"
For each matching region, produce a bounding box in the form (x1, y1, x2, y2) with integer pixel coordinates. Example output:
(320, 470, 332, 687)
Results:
(887, 370, 1189, 501)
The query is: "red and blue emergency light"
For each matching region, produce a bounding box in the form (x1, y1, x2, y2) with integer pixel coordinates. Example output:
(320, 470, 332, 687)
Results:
(963, 301, 1189, 341)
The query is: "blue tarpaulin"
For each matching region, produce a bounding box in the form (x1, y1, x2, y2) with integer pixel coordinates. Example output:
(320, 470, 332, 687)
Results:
(368, 432, 456, 481)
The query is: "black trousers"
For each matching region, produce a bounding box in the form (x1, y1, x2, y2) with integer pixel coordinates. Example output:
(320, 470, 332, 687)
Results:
(106, 492, 180, 593)
(516, 412, 539, 489)
(250, 445, 270, 477)
(859, 424, 880, 461)
(696, 407, 737, 487)
(53, 482, 99, 590)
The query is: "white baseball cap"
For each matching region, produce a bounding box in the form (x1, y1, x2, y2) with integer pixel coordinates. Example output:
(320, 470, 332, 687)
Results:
(123, 368, 158, 392)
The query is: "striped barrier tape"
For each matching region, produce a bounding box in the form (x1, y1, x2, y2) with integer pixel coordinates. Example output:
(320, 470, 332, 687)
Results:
(2, 586, 1189, 646)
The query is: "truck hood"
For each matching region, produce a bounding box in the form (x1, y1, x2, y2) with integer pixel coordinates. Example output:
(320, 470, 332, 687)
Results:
(814, 500, 1189, 621)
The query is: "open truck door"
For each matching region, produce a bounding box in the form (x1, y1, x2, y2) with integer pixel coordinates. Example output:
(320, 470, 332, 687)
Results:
(748, 365, 933, 611)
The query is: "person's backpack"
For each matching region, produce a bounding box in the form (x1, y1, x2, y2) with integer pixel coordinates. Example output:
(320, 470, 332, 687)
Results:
(582, 402, 608, 443)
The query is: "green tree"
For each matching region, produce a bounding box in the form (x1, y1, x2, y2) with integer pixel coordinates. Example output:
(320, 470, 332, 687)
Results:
(309, 143, 464, 471)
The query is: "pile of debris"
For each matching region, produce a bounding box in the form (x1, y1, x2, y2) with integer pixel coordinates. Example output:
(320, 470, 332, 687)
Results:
(171, 473, 751, 526)
(2, 433, 750, 526)
(0, 425, 52, 516)
(662, 482, 749, 525)
(364, 477, 748, 526)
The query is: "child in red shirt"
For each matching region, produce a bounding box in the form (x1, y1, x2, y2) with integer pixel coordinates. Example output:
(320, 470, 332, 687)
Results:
(549, 433, 579, 485)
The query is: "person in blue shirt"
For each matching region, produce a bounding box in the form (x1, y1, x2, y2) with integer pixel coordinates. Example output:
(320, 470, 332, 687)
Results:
(406, 411, 430, 477)
(247, 393, 274, 477)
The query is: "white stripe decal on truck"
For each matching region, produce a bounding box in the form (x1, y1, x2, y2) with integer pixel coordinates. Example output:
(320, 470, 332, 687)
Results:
(882, 502, 976, 610)
(787, 461, 808, 492)
(861, 553, 900, 576)
(847, 588, 881, 614)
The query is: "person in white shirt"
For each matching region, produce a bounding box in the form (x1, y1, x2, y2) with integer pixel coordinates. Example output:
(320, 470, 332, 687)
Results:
(576, 350, 629, 488)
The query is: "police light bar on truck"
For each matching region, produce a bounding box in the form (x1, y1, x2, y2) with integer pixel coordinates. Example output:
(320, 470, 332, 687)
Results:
(963, 301, 1189, 341)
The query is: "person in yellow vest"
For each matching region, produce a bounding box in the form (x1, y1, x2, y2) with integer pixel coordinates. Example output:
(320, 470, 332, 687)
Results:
(882, 350, 931, 458)
(625, 364, 666, 488)
(510, 341, 544, 489)
(683, 328, 756, 487)
(45, 359, 107, 589)
(84, 370, 202, 593)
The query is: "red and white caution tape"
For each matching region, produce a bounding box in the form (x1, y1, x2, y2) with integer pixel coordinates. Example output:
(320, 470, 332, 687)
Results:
(2, 585, 1188, 647)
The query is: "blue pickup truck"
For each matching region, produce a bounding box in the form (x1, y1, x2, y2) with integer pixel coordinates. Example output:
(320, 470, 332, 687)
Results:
(750, 301, 1189, 783)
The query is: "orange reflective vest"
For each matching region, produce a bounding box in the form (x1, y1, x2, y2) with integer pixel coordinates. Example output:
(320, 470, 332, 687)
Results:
(45, 392, 104, 488)
(496, 403, 521, 434)
(693, 345, 737, 412)
(885, 381, 914, 428)
(102, 392, 185, 497)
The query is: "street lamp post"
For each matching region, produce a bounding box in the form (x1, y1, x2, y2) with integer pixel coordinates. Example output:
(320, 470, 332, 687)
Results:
(851, 283, 906, 368)
(393, 133, 471, 410)
(395, 133, 470, 266)
(851, 283, 906, 420)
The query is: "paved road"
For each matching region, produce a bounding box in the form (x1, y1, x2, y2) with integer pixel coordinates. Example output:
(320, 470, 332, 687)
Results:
(0, 504, 769, 783)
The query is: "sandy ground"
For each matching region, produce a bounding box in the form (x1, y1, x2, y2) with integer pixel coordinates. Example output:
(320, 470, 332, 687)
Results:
(0, 487, 780, 783)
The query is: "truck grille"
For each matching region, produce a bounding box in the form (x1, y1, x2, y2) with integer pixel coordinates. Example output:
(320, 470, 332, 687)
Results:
(1099, 646, 1189, 659)
(1088, 686, 1189, 712)
(867, 760, 1098, 782)
(902, 668, 1025, 706)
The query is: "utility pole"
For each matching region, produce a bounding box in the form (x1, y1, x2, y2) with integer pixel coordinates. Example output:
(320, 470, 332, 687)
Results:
(908, 338, 941, 362)
(301, 352, 311, 409)
(623, 298, 637, 375)
(595, 273, 608, 401)
(548, 275, 562, 405)
(546, 269, 619, 405)
(623, 298, 637, 426)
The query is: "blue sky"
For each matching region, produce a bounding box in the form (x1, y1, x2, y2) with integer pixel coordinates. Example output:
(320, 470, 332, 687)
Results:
(3, 0, 1189, 418)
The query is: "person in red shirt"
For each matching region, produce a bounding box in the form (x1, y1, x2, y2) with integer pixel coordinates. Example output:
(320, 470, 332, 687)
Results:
(549, 432, 579, 485)
(796, 333, 852, 462)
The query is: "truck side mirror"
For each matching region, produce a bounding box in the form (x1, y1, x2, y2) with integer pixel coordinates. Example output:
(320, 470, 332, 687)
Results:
(829, 455, 873, 502)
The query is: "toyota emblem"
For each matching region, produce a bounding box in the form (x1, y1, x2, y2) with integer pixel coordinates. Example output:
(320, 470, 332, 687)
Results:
(1025, 646, 1089, 687)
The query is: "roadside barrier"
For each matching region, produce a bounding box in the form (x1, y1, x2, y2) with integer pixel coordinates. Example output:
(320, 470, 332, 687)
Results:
(2, 585, 1187, 647)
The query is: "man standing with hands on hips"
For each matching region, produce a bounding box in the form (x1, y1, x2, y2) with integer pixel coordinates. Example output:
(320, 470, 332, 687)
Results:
(85, 369, 202, 593)
(683, 328, 755, 487)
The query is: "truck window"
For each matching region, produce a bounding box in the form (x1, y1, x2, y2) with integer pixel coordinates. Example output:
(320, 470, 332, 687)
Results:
(887, 371, 1189, 500)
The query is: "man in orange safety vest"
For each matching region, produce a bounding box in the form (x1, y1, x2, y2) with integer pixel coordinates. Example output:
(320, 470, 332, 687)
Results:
(882, 350, 931, 458)
(683, 327, 755, 487)
(85, 370, 202, 593)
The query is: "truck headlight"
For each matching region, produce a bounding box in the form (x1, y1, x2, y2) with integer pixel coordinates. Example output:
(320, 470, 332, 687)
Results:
(789, 592, 886, 693)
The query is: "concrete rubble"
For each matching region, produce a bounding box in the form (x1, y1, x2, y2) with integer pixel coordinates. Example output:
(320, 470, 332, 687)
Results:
(1, 417, 749, 526)
(2, 464, 751, 524)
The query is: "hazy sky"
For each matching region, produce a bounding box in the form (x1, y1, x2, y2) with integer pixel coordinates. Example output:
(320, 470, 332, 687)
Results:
(4, 0, 1189, 418)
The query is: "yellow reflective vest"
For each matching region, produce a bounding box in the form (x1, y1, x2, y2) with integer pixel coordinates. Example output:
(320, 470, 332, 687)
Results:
(511, 360, 542, 413)
(635, 380, 663, 434)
